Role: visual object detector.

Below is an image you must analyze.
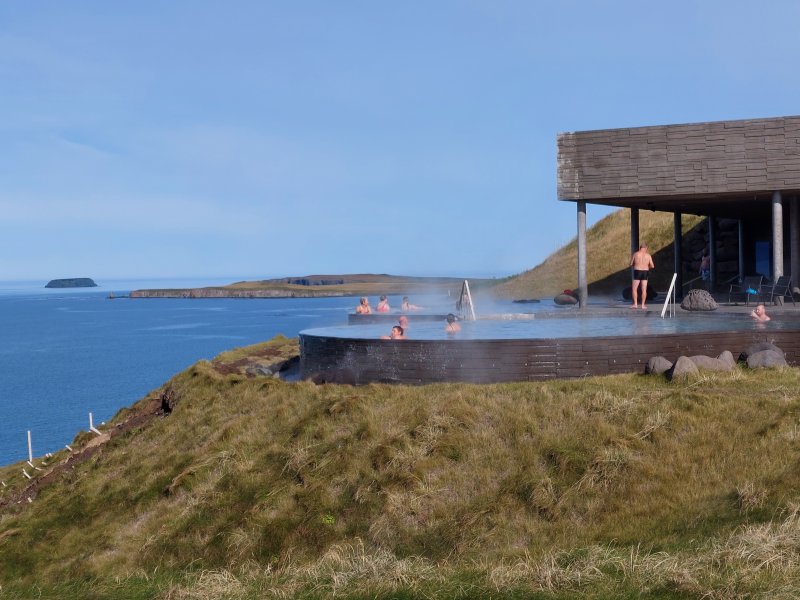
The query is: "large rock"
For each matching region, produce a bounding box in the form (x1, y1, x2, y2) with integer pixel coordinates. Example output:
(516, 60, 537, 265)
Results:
(680, 289, 718, 311)
(667, 356, 699, 381)
(645, 356, 673, 375)
(688, 353, 735, 371)
(746, 350, 788, 369)
(738, 342, 784, 363)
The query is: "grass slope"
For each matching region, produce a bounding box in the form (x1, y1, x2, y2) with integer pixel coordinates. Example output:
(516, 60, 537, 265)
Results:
(2, 337, 800, 598)
(494, 210, 703, 299)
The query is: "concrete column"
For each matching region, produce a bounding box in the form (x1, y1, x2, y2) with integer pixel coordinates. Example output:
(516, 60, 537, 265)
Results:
(738, 219, 745, 283)
(577, 201, 587, 309)
(630, 208, 639, 255)
(773, 191, 784, 280)
(708, 216, 717, 291)
(790, 196, 799, 288)
(673, 212, 683, 299)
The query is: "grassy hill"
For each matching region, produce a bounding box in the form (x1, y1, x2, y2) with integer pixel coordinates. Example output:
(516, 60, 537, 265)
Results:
(494, 209, 703, 299)
(2, 337, 800, 599)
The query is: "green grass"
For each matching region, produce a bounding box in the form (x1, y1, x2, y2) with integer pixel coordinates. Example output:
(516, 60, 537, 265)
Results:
(2, 337, 800, 598)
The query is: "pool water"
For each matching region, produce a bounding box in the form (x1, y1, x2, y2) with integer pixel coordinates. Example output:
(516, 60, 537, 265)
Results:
(302, 312, 794, 341)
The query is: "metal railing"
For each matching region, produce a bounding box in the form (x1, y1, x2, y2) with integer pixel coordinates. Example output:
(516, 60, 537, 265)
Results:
(661, 273, 678, 318)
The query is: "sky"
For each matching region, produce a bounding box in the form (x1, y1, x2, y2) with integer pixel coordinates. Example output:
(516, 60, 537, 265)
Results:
(3, 1, 800, 282)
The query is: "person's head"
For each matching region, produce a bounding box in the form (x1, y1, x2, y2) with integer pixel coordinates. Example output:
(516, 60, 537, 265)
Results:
(398, 316, 409, 328)
(446, 313, 457, 324)
(639, 244, 648, 251)
(390, 325, 404, 339)
(755, 304, 767, 316)
(360, 297, 368, 305)
(403, 296, 409, 303)
(380, 295, 387, 302)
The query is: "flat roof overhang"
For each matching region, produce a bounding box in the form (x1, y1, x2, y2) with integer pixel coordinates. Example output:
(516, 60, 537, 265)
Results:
(557, 115, 800, 219)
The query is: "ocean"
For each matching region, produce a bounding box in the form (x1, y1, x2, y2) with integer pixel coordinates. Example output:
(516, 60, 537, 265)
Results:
(0, 279, 363, 467)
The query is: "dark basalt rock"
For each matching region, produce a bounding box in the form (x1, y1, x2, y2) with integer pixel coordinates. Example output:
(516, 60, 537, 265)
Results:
(645, 356, 673, 375)
(739, 342, 784, 363)
(680, 289, 718, 311)
(666, 356, 699, 381)
(45, 278, 97, 288)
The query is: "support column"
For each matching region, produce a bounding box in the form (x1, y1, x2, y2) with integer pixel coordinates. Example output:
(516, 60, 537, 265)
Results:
(630, 208, 639, 255)
(791, 196, 799, 289)
(708, 216, 717, 291)
(738, 219, 745, 283)
(673, 212, 683, 299)
(577, 201, 588, 309)
(773, 191, 784, 280)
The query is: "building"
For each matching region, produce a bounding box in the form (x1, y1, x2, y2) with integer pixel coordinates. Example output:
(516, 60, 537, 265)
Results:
(557, 115, 800, 306)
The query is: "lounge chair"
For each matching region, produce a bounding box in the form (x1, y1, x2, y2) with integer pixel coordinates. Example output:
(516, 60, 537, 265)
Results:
(759, 275, 796, 306)
(728, 275, 763, 306)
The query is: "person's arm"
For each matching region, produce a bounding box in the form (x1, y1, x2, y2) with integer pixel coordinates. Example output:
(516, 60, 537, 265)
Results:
(648, 255, 655, 269)
(629, 253, 635, 268)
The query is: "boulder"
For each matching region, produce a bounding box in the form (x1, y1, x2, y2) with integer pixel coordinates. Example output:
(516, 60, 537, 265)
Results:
(645, 356, 673, 375)
(688, 354, 735, 371)
(717, 350, 736, 369)
(746, 350, 788, 369)
(666, 356, 699, 381)
(680, 289, 718, 311)
(738, 342, 784, 363)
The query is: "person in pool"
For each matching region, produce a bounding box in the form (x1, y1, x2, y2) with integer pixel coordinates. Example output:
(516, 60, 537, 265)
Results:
(356, 297, 372, 314)
(751, 304, 771, 322)
(401, 296, 422, 311)
(381, 325, 405, 340)
(445, 313, 461, 333)
(398, 315, 409, 330)
(376, 295, 391, 313)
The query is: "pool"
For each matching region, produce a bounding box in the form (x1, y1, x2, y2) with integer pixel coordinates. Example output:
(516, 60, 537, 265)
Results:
(299, 311, 800, 384)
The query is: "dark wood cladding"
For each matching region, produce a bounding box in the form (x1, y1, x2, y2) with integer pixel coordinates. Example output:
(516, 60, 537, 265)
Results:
(558, 115, 800, 202)
(300, 330, 800, 384)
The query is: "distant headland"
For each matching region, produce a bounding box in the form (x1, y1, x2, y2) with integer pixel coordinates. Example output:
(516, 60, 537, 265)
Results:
(45, 278, 98, 288)
(130, 274, 499, 299)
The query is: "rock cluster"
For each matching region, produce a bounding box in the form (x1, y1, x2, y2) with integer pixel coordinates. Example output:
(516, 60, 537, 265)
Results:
(645, 343, 787, 381)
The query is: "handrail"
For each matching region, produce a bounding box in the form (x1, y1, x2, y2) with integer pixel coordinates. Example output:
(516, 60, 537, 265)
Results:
(661, 273, 678, 319)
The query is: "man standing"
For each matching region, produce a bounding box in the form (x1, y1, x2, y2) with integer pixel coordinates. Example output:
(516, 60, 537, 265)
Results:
(630, 244, 655, 309)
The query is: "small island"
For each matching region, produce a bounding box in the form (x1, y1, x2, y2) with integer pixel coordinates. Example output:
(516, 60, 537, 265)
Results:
(45, 278, 98, 288)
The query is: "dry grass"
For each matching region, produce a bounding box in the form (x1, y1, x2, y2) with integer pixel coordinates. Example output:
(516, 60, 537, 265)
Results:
(2, 340, 800, 598)
(494, 209, 703, 298)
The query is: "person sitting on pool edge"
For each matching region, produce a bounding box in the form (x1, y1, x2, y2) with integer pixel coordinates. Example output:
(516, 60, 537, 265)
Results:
(401, 296, 422, 311)
(356, 297, 372, 314)
(376, 295, 391, 313)
(381, 325, 405, 340)
(445, 313, 461, 333)
(751, 303, 771, 322)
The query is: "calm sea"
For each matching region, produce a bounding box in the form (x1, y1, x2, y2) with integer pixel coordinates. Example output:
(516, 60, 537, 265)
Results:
(0, 279, 364, 466)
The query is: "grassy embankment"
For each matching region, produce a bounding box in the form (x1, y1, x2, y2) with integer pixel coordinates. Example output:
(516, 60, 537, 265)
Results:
(494, 209, 703, 299)
(1, 335, 800, 599)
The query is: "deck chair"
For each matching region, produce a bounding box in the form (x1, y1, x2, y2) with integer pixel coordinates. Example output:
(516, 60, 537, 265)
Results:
(760, 275, 796, 306)
(728, 275, 763, 305)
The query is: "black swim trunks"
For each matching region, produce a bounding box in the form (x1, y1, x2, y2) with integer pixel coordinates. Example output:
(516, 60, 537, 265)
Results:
(633, 270, 649, 281)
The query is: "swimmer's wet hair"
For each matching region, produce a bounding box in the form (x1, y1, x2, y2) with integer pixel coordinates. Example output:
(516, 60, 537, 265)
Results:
(446, 313, 456, 323)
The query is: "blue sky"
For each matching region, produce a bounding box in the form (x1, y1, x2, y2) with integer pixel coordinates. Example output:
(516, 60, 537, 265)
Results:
(2, 1, 800, 281)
